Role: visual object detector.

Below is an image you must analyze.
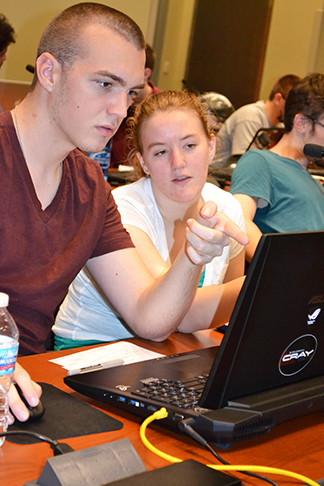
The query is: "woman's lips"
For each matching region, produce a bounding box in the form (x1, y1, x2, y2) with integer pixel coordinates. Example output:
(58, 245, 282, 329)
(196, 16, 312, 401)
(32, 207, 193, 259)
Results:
(172, 175, 191, 184)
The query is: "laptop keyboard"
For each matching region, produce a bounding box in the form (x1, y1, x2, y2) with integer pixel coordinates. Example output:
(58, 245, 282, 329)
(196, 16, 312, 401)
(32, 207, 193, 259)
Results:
(132, 375, 208, 409)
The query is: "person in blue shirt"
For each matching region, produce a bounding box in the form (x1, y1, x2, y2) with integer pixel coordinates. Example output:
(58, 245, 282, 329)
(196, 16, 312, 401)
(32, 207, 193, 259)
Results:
(230, 73, 324, 262)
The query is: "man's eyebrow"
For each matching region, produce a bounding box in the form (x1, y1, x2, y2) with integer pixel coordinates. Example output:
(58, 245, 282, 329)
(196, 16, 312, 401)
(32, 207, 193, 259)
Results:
(95, 71, 145, 90)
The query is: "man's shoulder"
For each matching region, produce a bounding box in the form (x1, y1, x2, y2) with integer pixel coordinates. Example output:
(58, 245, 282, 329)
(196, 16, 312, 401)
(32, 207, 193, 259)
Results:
(233, 100, 265, 120)
(221, 101, 265, 134)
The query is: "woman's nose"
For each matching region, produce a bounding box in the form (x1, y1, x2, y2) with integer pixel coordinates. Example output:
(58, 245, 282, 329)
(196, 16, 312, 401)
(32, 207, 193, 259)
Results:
(171, 149, 186, 169)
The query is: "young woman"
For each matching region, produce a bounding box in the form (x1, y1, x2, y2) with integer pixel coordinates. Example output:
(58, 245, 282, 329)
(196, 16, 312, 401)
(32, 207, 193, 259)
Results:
(53, 90, 246, 350)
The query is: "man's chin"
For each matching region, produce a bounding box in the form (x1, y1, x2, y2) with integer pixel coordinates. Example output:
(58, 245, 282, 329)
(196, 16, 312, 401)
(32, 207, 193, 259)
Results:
(82, 140, 111, 154)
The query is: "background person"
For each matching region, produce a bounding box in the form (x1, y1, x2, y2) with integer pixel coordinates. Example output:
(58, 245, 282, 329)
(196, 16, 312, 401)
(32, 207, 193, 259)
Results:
(212, 74, 301, 168)
(0, 13, 15, 112)
(53, 90, 246, 350)
(230, 73, 324, 263)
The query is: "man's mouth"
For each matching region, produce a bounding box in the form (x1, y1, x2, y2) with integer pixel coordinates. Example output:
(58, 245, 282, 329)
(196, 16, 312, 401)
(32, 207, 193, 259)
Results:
(96, 125, 116, 137)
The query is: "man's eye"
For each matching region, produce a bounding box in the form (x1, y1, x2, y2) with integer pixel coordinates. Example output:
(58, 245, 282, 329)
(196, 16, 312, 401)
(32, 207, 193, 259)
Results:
(128, 90, 139, 98)
(97, 81, 112, 88)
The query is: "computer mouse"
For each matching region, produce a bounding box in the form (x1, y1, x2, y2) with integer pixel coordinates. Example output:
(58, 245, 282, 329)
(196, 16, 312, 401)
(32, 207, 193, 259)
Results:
(15, 384, 45, 422)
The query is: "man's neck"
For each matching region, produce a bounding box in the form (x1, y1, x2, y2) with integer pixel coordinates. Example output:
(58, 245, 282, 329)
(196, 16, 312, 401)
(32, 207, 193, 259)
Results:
(11, 95, 71, 209)
(264, 99, 280, 127)
(13, 93, 73, 170)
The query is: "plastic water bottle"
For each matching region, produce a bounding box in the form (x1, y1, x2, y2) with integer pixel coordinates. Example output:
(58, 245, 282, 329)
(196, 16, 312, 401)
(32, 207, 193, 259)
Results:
(0, 293, 19, 447)
(88, 140, 111, 181)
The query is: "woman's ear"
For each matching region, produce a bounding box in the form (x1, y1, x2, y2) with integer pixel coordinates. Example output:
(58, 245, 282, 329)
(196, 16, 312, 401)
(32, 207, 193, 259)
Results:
(35, 53, 61, 93)
(208, 134, 216, 161)
(137, 152, 150, 175)
(293, 113, 308, 134)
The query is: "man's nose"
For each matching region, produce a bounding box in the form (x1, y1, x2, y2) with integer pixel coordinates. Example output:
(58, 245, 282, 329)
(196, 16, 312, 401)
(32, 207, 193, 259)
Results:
(107, 91, 128, 120)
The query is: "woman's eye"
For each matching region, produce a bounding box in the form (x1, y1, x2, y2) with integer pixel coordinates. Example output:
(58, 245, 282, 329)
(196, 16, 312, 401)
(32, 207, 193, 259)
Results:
(154, 149, 167, 156)
(185, 143, 196, 150)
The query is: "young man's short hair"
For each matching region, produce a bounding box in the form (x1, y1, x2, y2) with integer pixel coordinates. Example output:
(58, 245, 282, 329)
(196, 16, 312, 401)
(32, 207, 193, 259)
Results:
(268, 74, 301, 101)
(31, 2, 145, 87)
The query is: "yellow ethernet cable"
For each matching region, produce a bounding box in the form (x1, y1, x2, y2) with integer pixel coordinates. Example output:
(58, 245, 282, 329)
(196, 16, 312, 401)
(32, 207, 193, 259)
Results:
(139, 408, 319, 486)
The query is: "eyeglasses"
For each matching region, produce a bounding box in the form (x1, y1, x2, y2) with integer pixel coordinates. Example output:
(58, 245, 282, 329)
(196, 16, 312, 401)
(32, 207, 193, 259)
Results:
(305, 115, 324, 129)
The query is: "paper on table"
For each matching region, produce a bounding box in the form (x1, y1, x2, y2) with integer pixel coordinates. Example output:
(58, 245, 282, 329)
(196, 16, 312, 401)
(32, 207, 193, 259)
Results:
(49, 341, 164, 372)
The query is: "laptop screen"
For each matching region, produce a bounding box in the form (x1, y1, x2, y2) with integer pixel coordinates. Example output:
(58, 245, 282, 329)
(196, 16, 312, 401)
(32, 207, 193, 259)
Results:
(201, 231, 324, 409)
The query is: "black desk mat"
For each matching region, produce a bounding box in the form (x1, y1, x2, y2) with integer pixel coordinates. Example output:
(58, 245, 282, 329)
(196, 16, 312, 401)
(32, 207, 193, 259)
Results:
(7, 382, 123, 444)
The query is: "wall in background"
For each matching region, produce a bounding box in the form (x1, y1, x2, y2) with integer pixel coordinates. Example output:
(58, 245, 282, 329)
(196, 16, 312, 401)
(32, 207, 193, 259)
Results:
(182, 0, 273, 109)
(1, 1, 324, 102)
(156, 0, 195, 91)
(0, 0, 158, 83)
(259, 0, 324, 99)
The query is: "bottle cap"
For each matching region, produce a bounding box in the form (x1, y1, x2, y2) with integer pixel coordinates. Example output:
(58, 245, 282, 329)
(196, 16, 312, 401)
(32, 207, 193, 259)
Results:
(0, 293, 9, 307)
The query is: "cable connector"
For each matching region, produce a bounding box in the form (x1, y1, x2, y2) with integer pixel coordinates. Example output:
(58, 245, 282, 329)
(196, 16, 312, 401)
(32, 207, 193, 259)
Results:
(178, 418, 208, 447)
(152, 407, 168, 421)
(51, 440, 75, 456)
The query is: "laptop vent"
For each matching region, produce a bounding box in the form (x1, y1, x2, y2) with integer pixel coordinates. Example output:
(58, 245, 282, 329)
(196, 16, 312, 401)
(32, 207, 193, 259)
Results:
(234, 417, 274, 441)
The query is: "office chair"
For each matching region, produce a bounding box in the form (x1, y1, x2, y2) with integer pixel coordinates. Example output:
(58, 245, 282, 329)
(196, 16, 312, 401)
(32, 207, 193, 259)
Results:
(245, 127, 285, 152)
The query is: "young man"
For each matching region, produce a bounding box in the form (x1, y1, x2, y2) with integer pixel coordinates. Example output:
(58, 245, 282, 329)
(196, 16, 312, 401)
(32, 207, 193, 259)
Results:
(230, 73, 324, 262)
(5, 4, 247, 422)
(212, 74, 301, 167)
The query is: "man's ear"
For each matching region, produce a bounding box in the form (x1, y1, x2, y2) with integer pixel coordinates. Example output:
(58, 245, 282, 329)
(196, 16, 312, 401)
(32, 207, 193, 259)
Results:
(273, 92, 284, 103)
(144, 67, 152, 81)
(137, 152, 149, 175)
(35, 53, 61, 93)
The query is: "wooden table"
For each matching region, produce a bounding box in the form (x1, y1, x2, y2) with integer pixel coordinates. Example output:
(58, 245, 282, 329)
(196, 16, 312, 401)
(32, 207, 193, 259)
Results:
(1, 330, 324, 485)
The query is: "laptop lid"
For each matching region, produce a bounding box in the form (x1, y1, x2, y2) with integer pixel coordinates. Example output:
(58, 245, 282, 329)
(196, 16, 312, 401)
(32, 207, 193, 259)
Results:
(200, 230, 324, 409)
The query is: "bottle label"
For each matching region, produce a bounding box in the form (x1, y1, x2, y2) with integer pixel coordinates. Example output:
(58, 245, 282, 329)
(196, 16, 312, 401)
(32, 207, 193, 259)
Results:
(88, 141, 111, 181)
(0, 345, 18, 375)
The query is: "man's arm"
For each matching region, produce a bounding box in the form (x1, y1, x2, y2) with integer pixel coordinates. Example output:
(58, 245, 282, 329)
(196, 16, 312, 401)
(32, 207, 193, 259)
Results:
(233, 193, 262, 262)
(86, 201, 248, 341)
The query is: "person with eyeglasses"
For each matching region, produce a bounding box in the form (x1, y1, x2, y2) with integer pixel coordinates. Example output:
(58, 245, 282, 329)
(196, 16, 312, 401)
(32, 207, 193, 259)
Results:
(230, 73, 324, 263)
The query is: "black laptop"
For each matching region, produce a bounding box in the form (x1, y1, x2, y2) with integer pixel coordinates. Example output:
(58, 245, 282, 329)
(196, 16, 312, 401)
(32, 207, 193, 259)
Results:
(65, 231, 324, 448)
